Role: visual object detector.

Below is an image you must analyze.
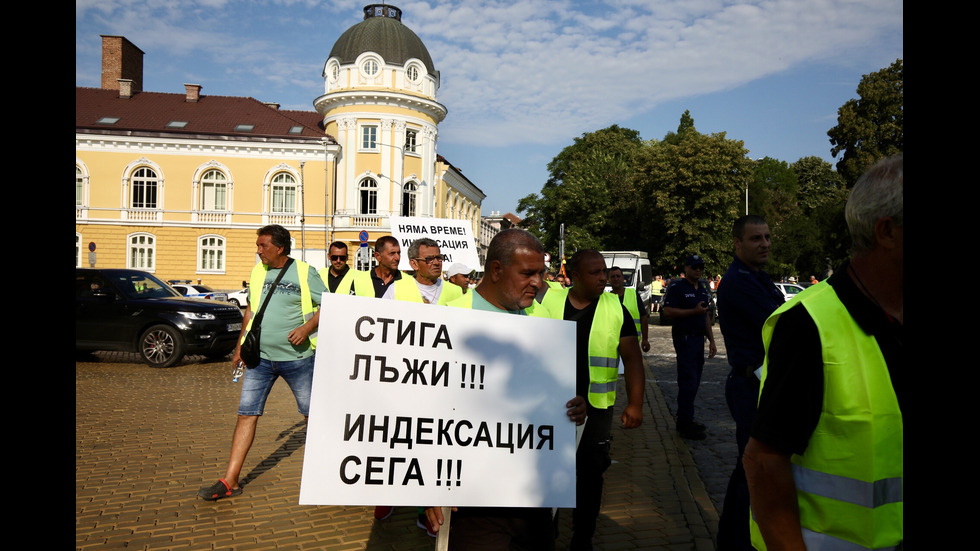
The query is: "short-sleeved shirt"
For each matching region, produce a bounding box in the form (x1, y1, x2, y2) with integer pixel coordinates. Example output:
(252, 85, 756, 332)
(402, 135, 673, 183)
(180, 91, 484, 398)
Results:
(662, 278, 710, 336)
(717, 255, 784, 369)
(751, 262, 904, 455)
(256, 262, 326, 361)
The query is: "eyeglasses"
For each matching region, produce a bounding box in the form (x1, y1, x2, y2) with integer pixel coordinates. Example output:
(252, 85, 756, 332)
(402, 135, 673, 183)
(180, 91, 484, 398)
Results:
(415, 254, 447, 264)
(330, 255, 348, 261)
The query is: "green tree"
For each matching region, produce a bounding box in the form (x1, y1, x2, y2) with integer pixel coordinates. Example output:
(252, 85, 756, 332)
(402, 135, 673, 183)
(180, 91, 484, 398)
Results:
(517, 125, 644, 260)
(640, 114, 749, 275)
(747, 156, 799, 229)
(828, 59, 903, 186)
(791, 156, 847, 214)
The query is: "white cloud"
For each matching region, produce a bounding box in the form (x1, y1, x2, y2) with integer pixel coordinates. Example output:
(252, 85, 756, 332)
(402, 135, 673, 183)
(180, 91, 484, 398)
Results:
(386, 0, 902, 145)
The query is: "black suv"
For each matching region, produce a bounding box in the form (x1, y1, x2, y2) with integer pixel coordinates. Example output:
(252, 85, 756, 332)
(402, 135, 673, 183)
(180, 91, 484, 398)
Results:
(76, 268, 244, 367)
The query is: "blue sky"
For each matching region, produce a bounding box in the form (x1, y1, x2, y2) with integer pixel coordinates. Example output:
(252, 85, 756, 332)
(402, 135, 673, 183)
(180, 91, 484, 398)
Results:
(76, 0, 903, 215)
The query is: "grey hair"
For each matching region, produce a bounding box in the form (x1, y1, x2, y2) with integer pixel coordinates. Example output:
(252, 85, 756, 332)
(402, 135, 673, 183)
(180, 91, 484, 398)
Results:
(846, 154, 903, 253)
(408, 237, 439, 260)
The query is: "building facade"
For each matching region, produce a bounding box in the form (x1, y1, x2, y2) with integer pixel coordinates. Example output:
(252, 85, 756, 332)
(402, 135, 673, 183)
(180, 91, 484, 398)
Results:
(77, 7, 485, 289)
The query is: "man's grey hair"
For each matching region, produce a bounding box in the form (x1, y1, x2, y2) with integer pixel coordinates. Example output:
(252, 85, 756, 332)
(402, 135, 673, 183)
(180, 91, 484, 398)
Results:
(408, 237, 439, 260)
(486, 229, 544, 267)
(846, 154, 903, 253)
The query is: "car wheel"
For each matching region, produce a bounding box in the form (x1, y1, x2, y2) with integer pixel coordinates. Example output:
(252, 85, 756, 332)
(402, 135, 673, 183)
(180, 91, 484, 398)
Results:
(140, 324, 185, 368)
(229, 298, 240, 307)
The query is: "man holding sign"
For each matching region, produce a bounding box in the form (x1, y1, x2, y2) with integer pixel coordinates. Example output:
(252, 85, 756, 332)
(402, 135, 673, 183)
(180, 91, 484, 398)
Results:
(425, 228, 587, 550)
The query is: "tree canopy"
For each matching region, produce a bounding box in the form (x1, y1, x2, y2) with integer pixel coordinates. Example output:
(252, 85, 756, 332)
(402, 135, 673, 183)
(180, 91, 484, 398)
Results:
(828, 59, 903, 186)
(641, 116, 749, 274)
(517, 125, 644, 257)
(518, 104, 866, 281)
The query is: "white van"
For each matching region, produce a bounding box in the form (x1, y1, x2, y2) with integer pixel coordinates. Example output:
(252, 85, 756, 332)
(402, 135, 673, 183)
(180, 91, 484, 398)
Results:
(601, 251, 653, 308)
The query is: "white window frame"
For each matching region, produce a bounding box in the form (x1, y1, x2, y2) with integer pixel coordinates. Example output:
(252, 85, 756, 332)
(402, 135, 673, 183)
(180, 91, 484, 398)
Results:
(359, 178, 378, 215)
(405, 128, 420, 155)
(360, 124, 379, 152)
(130, 166, 159, 209)
(271, 172, 297, 213)
(401, 181, 418, 217)
(200, 169, 228, 211)
(361, 58, 380, 77)
(128, 232, 156, 271)
(197, 235, 226, 274)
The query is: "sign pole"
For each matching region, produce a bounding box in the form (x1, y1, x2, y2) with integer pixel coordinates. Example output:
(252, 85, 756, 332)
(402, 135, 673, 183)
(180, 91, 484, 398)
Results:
(435, 507, 451, 551)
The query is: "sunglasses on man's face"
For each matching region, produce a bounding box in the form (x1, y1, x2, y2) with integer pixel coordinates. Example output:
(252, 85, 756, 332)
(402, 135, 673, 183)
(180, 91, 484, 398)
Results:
(330, 255, 348, 261)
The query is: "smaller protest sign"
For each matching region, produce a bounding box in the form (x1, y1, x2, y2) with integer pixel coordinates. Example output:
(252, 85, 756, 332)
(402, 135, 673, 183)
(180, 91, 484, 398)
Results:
(389, 216, 480, 271)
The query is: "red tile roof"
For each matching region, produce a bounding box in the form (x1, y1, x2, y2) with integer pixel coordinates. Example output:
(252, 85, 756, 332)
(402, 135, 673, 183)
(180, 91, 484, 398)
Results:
(76, 87, 336, 143)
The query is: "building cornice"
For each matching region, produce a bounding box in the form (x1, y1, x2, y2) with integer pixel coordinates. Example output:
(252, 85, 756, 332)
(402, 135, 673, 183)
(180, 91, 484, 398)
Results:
(76, 131, 340, 159)
(314, 90, 447, 123)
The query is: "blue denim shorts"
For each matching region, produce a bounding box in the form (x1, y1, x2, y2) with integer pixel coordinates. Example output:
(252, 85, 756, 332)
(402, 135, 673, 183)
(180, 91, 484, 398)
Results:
(237, 355, 315, 416)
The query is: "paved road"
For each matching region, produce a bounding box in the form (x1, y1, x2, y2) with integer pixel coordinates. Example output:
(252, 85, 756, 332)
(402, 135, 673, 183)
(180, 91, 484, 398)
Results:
(76, 318, 736, 550)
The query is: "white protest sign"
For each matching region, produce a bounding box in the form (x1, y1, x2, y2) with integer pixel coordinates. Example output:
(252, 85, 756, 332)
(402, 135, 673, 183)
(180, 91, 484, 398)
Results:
(300, 293, 577, 508)
(390, 216, 480, 271)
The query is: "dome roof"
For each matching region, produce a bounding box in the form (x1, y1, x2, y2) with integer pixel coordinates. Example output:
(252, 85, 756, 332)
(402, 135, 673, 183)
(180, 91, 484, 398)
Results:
(329, 5, 436, 74)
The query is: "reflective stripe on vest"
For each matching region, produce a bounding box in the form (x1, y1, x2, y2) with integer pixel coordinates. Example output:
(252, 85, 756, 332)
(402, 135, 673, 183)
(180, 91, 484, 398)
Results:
(620, 288, 641, 335)
(587, 293, 622, 409)
(750, 282, 902, 551)
(246, 259, 318, 348)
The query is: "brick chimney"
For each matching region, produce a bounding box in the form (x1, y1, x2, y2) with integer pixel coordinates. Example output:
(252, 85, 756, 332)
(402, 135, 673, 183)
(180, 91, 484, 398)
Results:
(118, 79, 135, 99)
(184, 83, 202, 102)
(101, 35, 144, 92)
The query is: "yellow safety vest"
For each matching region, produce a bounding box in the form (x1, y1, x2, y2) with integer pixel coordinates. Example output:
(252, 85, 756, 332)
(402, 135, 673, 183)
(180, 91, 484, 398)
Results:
(246, 259, 318, 348)
(318, 267, 373, 297)
(391, 277, 463, 305)
(618, 288, 641, 335)
(586, 293, 623, 409)
(448, 290, 551, 318)
(751, 282, 903, 550)
(537, 286, 568, 317)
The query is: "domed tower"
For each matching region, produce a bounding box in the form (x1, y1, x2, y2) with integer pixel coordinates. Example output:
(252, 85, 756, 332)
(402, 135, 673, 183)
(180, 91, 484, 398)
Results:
(316, 4, 447, 242)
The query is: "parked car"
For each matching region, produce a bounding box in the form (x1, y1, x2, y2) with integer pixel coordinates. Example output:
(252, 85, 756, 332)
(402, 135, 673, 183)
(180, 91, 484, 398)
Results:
(774, 282, 806, 302)
(77, 269, 244, 367)
(226, 287, 249, 308)
(169, 282, 229, 302)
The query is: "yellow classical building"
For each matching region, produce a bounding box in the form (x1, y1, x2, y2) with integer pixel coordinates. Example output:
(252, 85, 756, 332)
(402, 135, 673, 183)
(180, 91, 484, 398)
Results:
(76, 5, 485, 289)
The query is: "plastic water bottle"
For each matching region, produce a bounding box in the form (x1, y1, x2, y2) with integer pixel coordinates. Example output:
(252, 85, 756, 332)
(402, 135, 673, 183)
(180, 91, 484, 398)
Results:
(232, 362, 245, 383)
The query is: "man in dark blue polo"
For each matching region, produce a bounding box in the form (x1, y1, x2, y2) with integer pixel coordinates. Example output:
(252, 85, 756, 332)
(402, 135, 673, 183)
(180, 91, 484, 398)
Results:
(715, 215, 784, 551)
(662, 254, 716, 439)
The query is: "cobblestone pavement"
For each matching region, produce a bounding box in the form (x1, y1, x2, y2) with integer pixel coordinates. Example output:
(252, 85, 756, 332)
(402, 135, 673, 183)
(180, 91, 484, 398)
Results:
(77, 317, 733, 550)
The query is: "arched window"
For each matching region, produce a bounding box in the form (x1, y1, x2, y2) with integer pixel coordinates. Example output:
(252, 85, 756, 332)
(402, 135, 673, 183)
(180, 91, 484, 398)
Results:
(131, 167, 158, 209)
(401, 182, 417, 217)
(198, 235, 225, 273)
(128, 233, 156, 270)
(200, 169, 227, 211)
(76, 166, 84, 206)
(271, 172, 297, 213)
(360, 178, 378, 215)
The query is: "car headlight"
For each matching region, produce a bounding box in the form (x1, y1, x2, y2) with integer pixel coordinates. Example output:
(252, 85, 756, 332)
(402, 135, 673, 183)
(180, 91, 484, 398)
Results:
(179, 311, 216, 320)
